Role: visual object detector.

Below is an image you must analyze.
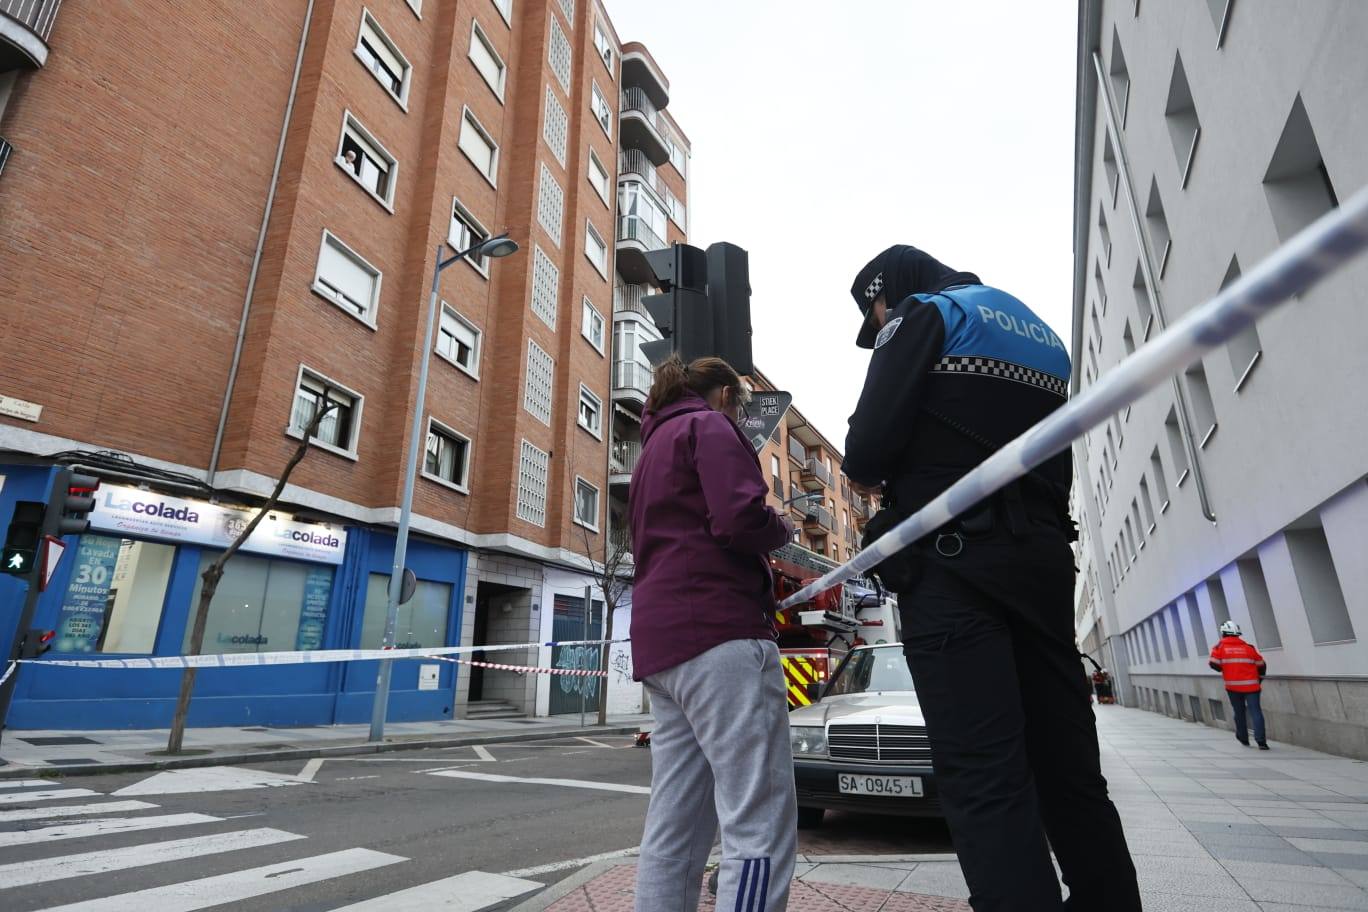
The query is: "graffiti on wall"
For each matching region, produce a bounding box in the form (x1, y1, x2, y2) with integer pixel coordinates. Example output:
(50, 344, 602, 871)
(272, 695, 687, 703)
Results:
(555, 645, 601, 699)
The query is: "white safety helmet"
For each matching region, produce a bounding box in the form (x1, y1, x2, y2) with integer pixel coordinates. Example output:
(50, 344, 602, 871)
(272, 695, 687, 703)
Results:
(1219, 620, 1242, 637)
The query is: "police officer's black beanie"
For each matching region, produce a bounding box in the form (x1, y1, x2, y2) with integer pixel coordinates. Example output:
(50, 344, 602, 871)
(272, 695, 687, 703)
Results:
(849, 245, 982, 348)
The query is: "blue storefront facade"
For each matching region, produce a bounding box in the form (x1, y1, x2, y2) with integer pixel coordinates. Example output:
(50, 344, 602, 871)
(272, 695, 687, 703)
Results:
(0, 466, 468, 730)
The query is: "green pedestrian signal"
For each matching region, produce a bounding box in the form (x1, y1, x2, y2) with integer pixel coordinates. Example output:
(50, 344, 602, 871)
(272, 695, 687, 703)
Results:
(1, 501, 43, 577)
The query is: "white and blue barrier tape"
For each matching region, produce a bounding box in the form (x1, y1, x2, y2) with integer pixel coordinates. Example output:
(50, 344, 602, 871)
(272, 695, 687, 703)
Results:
(782, 185, 1368, 609)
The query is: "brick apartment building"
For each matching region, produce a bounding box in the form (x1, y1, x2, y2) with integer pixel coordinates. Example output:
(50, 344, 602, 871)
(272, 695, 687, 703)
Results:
(0, 0, 696, 728)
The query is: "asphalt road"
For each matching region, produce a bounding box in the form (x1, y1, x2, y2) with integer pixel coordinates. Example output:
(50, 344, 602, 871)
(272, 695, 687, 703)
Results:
(0, 734, 953, 910)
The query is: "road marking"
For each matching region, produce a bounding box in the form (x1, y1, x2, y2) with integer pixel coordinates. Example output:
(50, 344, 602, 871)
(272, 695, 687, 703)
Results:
(296, 758, 325, 782)
(429, 770, 650, 795)
(473, 745, 496, 762)
(0, 800, 158, 823)
(112, 766, 307, 796)
(0, 812, 220, 847)
(0, 779, 61, 789)
(36, 848, 406, 911)
(503, 846, 641, 878)
(334, 775, 381, 782)
(328, 870, 542, 910)
(574, 737, 614, 748)
(0, 788, 100, 805)
(0, 827, 305, 888)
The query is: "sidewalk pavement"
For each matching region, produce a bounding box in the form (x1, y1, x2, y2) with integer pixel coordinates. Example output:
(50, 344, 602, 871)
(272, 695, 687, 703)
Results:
(517, 705, 1368, 912)
(0, 713, 654, 776)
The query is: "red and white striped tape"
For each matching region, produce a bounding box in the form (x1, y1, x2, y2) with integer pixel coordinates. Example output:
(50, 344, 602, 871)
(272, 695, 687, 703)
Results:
(429, 655, 608, 677)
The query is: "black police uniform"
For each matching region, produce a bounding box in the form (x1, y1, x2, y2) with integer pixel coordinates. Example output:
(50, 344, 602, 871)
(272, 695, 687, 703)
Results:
(842, 246, 1141, 912)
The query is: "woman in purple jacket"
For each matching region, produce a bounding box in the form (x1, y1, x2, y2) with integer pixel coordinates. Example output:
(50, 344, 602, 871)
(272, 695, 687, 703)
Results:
(629, 355, 797, 912)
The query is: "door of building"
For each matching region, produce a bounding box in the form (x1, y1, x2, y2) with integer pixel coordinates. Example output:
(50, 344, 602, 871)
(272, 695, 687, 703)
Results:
(548, 593, 604, 716)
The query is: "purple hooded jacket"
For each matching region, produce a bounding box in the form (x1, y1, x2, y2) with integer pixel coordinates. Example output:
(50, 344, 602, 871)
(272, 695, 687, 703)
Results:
(628, 391, 792, 681)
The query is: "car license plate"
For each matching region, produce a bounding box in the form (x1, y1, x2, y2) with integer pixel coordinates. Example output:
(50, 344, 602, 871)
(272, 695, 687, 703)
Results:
(837, 774, 923, 797)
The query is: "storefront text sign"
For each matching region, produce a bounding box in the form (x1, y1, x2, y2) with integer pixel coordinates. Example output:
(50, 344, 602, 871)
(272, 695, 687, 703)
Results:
(89, 485, 347, 565)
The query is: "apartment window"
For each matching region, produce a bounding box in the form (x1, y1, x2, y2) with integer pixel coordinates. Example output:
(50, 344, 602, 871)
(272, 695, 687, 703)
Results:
(574, 478, 600, 532)
(1149, 448, 1170, 512)
(530, 245, 559, 329)
(1097, 208, 1112, 266)
(337, 115, 397, 208)
(423, 420, 471, 491)
(1139, 476, 1157, 531)
(458, 108, 499, 186)
(579, 297, 606, 354)
(1132, 262, 1154, 338)
(1109, 29, 1130, 125)
(578, 385, 603, 438)
(469, 20, 507, 99)
(1236, 557, 1281, 649)
(1185, 363, 1218, 446)
(436, 305, 480, 377)
(665, 187, 686, 228)
(548, 17, 572, 91)
(591, 82, 612, 136)
(1287, 524, 1355, 644)
(543, 88, 569, 166)
(290, 368, 361, 457)
(1123, 517, 1136, 562)
(1164, 52, 1201, 187)
(1206, 0, 1233, 45)
(587, 149, 610, 204)
(355, 11, 411, 105)
(1130, 500, 1145, 548)
(1145, 178, 1172, 276)
(537, 163, 565, 247)
(1164, 408, 1190, 486)
(311, 231, 381, 325)
(405, 0, 421, 16)
(516, 440, 550, 527)
(1102, 135, 1119, 204)
(594, 20, 613, 71)
(524, 340, 554, 425)
(669, 139, 687, 177)
(585, 221, 609, 278)
(449, 197, 491, 276)
(491, 0, 512, 26)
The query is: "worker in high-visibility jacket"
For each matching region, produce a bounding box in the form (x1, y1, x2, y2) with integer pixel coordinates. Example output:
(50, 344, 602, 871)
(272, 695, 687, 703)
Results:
(1209, 621, 1269, 750)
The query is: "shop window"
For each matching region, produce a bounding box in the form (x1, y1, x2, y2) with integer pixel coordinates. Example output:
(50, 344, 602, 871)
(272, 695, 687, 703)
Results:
(186, 553, 335, 654)
(53, 536, 173, 654)
(361, 574, 452, 649)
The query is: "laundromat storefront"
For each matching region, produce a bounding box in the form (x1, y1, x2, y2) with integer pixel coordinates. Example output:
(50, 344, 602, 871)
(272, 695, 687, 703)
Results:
(8, 483, 468, 729)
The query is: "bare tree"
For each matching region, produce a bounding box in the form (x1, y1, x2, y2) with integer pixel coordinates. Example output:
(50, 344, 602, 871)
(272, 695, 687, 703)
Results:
(165, 394, 338, 754)
(580, 508, 633, 727)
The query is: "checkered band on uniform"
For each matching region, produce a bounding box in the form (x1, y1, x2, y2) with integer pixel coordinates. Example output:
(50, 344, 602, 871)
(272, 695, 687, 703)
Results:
(931, 356, 1069, 398)
(863, 273, 884, 302)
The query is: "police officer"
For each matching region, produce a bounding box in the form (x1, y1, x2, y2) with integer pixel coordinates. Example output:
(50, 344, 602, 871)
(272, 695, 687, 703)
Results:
(842, 245, 1141, 912)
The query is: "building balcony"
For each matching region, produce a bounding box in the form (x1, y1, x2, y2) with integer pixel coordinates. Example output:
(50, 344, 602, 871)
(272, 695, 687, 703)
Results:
(613, 360, 653, 412)
(800, 457, 832, 491)
(610, 438, 641, 487)
(787, 437, 806, 466)
(616, 213, 667, 285)
(620, 86, 670, 166)
(803, 505, 834, 533)
(618, 148, 669, 202)
(620, 42, 669, 110)
(1, 0, 61, 70)
(614, 282, 651, 319)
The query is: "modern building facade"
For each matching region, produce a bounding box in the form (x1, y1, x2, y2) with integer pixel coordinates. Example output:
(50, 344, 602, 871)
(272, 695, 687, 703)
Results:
(0, 0, 689, 727)
(1071, 0, 1368, 757)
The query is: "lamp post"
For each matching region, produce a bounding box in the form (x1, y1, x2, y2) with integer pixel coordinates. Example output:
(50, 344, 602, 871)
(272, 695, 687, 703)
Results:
(369, 234, 520, 743)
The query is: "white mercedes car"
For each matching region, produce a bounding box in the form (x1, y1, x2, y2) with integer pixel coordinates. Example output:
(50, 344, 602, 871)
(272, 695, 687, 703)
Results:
(789, 644, 942, 828)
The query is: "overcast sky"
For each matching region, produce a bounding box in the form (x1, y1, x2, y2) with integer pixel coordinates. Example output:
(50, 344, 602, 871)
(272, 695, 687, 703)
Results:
(606, 0, 1078, 450)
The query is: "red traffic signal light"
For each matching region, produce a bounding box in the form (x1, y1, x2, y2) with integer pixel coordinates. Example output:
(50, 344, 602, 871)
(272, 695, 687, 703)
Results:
(54, 470, 100, 536)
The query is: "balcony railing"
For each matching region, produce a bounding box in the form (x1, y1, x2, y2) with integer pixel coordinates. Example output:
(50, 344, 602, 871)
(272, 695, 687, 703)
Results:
(1, 0, 61, 68)
(619, 149, 668, 200)
(614, 283, 651, 318)
(610, 526, 633, 560)
(788, 437, 806, 465)
(803, 505, 834, 532)
(617, 213, 665, 252)
(802, 457, 833, 488)
(611, 439, 642, 475)
(613, 361, 652, 397)
(621, 86, 660, 122)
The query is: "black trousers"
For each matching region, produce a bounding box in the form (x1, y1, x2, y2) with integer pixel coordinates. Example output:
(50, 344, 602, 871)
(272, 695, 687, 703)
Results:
(898, 538, 1141, 912)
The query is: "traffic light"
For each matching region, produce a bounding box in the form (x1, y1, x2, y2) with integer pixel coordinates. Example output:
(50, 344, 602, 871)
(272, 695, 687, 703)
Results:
(50, 470, 100, 536)
(639, 241, 754, 374)
(18, 629, 55, 660)
(1, 501, 44, 576)
(704, 242, 754, 376)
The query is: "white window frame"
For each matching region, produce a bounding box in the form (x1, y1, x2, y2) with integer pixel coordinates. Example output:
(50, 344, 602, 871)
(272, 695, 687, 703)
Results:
(594, 20, 614, 74)
(336, 112, 398, 211)
(587, 148, 610, 206)
(577, 384, 603, 439)
(354, 9, 412, 109)
(573, 477, 601, 533)
(585, 220, 608, 278)
(491, 0, 512, 26)
(287, 365, 364, 460)
(458, 106, 500, 188)
(312, 229, 382, 328)
(581, 297, 605, 354)
(590, 81, 611, 137)
(421, 417, 472, 493)
(468, 19, 507, 101)
(448, 196, 491, 278)
(436, 303, 481, 379)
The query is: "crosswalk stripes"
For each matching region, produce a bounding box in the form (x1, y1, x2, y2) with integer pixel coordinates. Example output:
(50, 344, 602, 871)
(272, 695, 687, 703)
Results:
(0, 776, 548, 910)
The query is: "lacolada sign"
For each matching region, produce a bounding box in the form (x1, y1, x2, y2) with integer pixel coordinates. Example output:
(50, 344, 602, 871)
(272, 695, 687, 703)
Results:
(88, 484, 347, 565)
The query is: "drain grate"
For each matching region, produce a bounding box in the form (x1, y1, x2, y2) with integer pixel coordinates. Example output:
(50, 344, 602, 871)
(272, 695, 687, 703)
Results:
(20, 736, 100, 746)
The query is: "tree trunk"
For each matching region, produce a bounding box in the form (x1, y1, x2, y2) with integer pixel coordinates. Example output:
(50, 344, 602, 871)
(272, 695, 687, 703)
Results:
(597, 599, 613, 727)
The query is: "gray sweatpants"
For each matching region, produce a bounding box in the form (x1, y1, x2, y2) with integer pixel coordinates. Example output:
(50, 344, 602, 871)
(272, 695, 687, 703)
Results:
(635, 638, 797, 912)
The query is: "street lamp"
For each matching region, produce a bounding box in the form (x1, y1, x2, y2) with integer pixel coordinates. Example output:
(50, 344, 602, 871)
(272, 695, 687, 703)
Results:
(369, 233, 520, 743)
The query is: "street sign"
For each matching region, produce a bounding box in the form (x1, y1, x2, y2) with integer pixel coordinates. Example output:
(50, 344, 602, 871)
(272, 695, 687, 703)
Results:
(39, 535, 67, 592)
(741, 391, 794, 452)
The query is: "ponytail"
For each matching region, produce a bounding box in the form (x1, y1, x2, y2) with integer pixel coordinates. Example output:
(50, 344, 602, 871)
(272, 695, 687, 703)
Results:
(646, 354, 745, 413)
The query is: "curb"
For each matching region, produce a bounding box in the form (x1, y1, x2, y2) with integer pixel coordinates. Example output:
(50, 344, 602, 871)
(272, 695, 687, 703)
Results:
(507, 860, 629, 912)
(0, 724, 643, 779)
